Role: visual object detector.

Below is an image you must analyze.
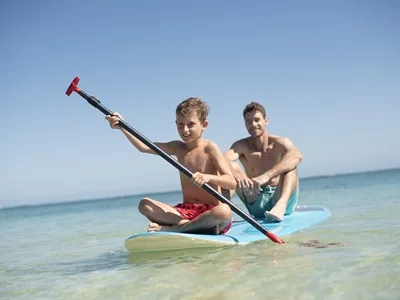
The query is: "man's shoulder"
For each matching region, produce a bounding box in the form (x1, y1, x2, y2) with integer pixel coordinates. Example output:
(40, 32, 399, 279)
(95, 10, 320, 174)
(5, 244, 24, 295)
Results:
(270, 134, 292, 144)
(227, 138, 251, 156)
(232, 137, 250, 148)
(269, 134, 296, 150)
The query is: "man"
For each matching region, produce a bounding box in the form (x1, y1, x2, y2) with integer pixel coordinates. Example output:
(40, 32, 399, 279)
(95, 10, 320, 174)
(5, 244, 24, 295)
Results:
(223, 102, 302, 222)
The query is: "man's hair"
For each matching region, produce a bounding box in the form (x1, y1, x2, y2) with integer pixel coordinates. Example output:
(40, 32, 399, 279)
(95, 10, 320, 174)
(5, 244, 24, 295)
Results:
(176, 97, 209, 122)
(243, 102, 266, 118)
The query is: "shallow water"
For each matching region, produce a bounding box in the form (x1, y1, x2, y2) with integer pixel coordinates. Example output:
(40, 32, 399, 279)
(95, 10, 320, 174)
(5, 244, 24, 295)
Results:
(1, 169, 399, 299)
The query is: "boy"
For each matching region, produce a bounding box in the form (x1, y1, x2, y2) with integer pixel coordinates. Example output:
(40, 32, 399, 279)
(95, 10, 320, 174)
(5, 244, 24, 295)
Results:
(106, 97, 236, 234)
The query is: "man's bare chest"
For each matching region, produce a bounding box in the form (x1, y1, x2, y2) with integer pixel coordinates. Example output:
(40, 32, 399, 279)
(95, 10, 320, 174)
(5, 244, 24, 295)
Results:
(243, 148, 282, 169)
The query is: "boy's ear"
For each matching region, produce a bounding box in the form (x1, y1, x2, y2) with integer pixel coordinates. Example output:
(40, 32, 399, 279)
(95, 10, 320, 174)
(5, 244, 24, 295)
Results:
(202, 120, 209, 130)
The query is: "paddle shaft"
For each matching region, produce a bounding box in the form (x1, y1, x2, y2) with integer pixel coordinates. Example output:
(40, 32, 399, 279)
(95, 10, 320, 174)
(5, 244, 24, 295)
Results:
(66, 78, 284, 244)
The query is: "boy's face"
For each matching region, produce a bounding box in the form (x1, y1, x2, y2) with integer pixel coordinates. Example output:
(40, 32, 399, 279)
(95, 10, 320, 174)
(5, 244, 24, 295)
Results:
(175, 113, 208, 143)
(244, 110, 268, 137)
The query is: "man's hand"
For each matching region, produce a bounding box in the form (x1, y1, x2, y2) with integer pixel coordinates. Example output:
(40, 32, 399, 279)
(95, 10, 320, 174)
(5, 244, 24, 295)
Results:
(251, 174, 270, 190)
(236, 175, 261, 199)
(233, 175, 259, 202)
(235, 175, 254, 190)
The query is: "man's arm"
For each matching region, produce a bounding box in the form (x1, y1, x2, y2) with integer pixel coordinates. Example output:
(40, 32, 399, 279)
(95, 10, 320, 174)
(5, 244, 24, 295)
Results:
(253, 137, 302, 185)
(224, 150, 241, 178)
(224, 140, 248, 179)
(223, 141, 258, 191)
(205, 142, 237, 190)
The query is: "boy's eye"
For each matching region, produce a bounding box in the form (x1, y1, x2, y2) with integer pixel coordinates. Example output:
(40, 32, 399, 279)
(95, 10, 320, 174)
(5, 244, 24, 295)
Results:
(177, 122, 196, 127)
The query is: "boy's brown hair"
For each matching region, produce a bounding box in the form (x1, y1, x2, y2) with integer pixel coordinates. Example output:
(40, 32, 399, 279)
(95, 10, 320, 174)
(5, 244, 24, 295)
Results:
(243, 102, 266, 118)
(176, 97, 209, 122)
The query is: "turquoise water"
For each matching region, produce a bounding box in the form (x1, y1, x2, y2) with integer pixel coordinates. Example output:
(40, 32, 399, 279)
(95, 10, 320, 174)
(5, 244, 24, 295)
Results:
(1, 169, 399, 299)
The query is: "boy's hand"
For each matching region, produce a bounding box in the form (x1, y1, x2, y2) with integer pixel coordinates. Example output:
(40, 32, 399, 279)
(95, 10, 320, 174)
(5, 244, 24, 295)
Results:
(105, 112, 124, 129)
(191, 172, 210, 187)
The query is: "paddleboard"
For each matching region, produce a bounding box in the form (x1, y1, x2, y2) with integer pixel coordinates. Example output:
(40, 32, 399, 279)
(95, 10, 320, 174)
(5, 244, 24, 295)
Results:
(124, 205, 331, 252)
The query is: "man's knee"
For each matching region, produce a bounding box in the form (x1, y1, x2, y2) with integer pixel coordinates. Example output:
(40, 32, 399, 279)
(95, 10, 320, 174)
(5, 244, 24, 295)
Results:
(236, 187, 259, 204)
(284, 168, 298, 180)
(282, 169, 299, 189)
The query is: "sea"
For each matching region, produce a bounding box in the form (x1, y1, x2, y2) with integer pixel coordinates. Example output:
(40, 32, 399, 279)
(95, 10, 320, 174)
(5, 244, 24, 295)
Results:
(0, 169, 399, 299)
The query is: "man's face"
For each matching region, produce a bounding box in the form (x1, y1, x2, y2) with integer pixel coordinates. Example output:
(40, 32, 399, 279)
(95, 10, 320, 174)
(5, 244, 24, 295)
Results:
(244, 110, 268, 137)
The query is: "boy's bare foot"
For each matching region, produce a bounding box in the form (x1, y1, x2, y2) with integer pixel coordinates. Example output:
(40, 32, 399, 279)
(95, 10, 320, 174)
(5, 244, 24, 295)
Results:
(148, 220, 191, 233)
(148, 222, 170, 232)
(147, 221, 220, 235)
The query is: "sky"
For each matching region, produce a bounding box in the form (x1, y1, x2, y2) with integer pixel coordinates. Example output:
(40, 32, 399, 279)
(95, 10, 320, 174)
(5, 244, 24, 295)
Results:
(1, 0, 399, 207)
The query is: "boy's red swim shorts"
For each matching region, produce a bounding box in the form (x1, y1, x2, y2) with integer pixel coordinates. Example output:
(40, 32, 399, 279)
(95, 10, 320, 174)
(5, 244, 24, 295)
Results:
(173, 203, 232, 234)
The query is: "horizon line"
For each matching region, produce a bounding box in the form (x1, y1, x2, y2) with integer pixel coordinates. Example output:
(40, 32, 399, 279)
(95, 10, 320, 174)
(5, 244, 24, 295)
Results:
(1, 166, 399, 210)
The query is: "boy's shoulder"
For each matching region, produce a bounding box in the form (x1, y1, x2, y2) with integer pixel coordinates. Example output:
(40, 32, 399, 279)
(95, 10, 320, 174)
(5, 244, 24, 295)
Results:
(200, 139, 216, 148)
(201, 139, 225, 155)
(169, 140, 186, 149)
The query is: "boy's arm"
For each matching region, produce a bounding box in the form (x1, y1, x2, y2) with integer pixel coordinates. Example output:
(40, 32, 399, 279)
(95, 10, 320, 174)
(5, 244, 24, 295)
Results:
(120, 128, 178, 155)
(253, 137, 302, 185)
(107, 112, 177, 155)
(205, 142, 237, 190)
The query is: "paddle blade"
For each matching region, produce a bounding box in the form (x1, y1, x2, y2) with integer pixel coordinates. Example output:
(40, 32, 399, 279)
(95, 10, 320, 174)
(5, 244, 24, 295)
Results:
(65, 77, 80, 96)
(266, 232, 285, 244)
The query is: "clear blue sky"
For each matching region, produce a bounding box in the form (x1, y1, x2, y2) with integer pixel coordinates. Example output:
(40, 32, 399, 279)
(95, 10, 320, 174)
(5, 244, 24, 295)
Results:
(1, 0, 399, 207)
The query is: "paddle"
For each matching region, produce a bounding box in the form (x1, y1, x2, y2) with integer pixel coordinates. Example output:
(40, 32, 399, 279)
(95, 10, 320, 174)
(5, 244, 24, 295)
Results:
(65, 77, 284, 244)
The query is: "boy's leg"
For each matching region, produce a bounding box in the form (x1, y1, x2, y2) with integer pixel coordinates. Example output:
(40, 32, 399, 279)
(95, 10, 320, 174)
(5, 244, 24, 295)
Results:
(138, 197, 186, 226)
(265, 168, 299, 221)
(149, 203, 232, 234)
